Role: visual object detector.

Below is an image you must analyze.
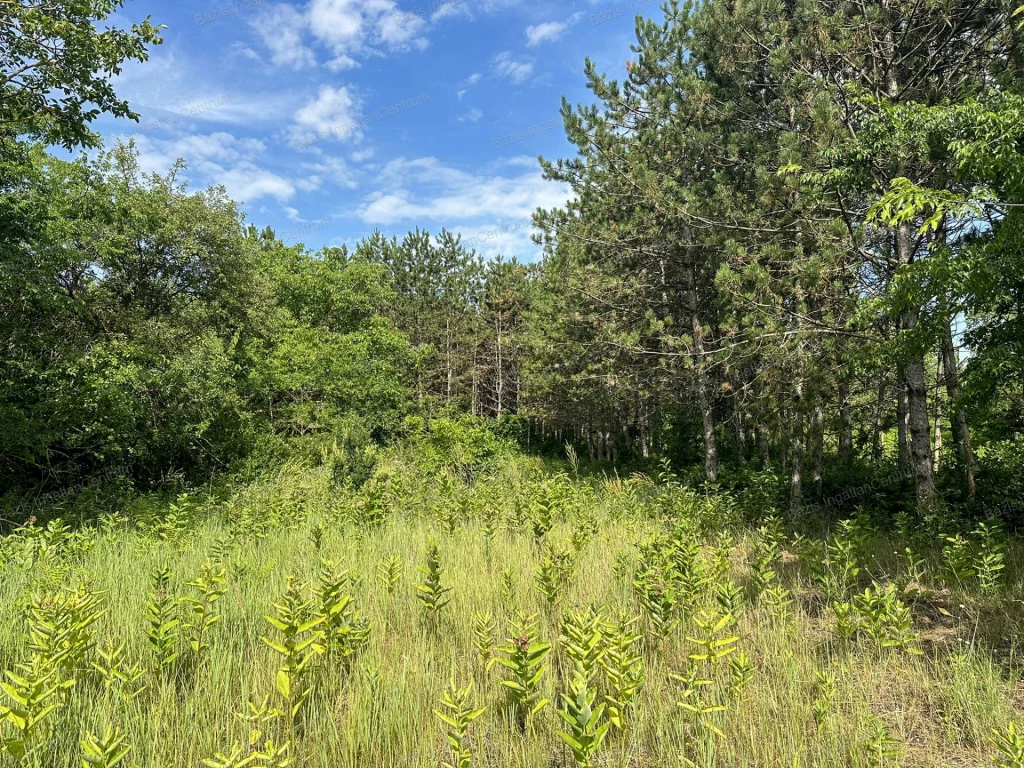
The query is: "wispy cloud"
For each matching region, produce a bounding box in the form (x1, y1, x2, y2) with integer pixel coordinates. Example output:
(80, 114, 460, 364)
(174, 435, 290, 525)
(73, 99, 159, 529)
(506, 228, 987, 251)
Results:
(126, 131, 299, 203)
(525, 21, 567, 46)
(251, 4, 316, 69)
(354, 156, 571, 257)
(492, 52, 534, 84)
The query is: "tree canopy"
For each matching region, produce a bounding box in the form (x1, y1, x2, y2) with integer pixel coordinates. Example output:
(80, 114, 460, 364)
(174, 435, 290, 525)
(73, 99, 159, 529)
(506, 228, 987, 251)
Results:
(1, 0, 1022, 522)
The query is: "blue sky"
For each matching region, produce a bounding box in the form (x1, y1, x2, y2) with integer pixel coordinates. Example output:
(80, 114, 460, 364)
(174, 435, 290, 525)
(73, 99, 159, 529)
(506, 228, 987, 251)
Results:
(90, 0, 663, 260)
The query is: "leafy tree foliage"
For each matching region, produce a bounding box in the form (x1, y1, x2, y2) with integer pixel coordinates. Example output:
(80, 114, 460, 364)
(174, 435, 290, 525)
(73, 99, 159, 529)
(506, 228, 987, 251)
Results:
(0, 0, 162, 149)
(528, 0, 1021, 512)
(1, 0, 1021, 525)
(0, 145, 412, 492)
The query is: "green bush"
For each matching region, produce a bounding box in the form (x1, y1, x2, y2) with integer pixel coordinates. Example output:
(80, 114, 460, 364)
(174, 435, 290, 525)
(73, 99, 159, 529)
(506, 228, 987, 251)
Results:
(407, 416, 512, 480)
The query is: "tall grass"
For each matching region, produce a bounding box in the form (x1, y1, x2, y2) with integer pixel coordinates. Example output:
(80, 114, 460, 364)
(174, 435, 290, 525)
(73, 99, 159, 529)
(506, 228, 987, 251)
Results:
(0, 452, 1021, 767)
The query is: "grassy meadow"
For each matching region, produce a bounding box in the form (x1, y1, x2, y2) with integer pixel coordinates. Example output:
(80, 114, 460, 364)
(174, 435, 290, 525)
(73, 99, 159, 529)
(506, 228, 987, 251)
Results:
(1, 447, 1023, 768)
(4, 1, 1024, 767)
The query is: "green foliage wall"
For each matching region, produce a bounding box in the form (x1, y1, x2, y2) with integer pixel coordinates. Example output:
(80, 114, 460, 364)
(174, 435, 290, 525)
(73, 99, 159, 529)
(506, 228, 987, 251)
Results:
(0, 145, 413, 497)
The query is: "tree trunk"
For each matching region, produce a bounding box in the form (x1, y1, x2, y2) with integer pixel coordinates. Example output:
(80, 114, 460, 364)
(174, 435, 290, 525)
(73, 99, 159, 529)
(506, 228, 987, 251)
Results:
(932, 349, 943, 473)
(789, 382, 805, 517)
(941, 320, 977, 500)
(839, 379, 853, 468)
(758, 422, 771, 470)
(897, 383, 911, 476)
(780, 406, 789, 475)
(904, 355, 937, 505)
(810, 396, 824, 500)
(879, 14, 935, 506)
(685, 256, 718, 481)
(445, 317, 453, 404)
(639, 408, 649, 459)
(896, 222, 937, 507)
(471, 349, 479, 416)
(733, 398, 746, 468)
(494, 312, 505, 417)
(873, 373, 886, 461)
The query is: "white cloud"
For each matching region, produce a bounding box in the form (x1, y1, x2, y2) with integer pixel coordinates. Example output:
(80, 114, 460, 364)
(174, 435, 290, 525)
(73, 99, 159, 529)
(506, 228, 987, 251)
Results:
(354, 156, 571, 260)
(351, 148, 375, 162)
(141, 96, 289, 132)
(303, 154, 359, 188)
(123, 132, 298, 203)
(476, 0, 523, 12)
(229, 43, 262, 62)
(305, 0, 428, 61)
(459, 108, 483, 123)
(218, 162, 298, 202)
(307, 0, 362, 46)
(377, 7, 430, 50)
(113, 52, 291, 129)
(128, 131, 260, 171)
(525, 21, 567, 46)
(291, 85, 361, 144)
(492, 52, 534, 84)
(457, 73, 482, 101)
(251, 4, 317, 69)
(431, 0, 470, 22)
(326, 54, 360, 71)
(503, 154, 547, 169)
(453, 218, 540, 259)
(244, 0, 433, 70)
